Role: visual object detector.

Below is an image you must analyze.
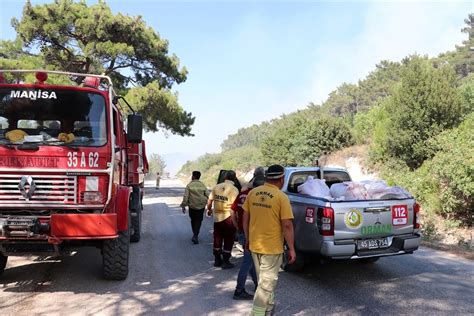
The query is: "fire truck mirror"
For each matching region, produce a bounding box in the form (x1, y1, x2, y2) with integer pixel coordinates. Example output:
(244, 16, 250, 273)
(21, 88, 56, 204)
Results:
(127, 114, 143, 143)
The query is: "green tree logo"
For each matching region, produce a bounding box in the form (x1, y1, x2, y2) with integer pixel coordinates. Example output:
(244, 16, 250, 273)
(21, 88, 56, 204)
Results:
(344, 209, 363, 229)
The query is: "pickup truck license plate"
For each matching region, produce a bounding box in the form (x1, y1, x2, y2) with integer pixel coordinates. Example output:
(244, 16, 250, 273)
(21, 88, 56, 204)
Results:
(357, 238, 389, 250)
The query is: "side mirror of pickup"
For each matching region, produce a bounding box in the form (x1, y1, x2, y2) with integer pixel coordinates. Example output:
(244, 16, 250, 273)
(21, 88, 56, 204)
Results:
(127, 114, 143, 143)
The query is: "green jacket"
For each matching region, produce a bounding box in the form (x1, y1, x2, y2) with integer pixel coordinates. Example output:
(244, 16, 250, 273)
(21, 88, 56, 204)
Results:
(181, 180, 209, 210)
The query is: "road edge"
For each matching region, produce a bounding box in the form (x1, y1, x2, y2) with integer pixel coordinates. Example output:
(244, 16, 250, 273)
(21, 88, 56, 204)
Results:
(421, 240, 474, 260)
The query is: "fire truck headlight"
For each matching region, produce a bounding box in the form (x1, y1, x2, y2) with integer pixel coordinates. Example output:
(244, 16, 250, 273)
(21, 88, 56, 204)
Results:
(81, 191, 103, 204)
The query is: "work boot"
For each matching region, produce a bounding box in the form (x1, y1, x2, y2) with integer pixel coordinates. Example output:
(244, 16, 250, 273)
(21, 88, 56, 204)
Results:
(265, 303, 276, 316)
(233, 289, 254, 300)
(214, 257, 223, 267)
(221, 261, 234, 269)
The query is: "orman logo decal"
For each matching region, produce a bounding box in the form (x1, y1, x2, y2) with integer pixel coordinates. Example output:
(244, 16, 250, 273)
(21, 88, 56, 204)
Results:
(344, 209, 363, 229)
(18, 176, 36, 199)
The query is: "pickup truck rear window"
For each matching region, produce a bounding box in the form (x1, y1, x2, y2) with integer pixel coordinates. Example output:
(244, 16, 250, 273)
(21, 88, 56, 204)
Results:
(287, 171, 321, 193)
(287, 170, 351, 193)
(323, 171, 351, 187)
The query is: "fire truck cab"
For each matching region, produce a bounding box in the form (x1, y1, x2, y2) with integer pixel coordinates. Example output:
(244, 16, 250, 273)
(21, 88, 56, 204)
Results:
(0, 70, 148, 280)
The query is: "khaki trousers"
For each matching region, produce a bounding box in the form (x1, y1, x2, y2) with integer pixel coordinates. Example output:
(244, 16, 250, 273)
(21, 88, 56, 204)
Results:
(251, 253, 282, 315)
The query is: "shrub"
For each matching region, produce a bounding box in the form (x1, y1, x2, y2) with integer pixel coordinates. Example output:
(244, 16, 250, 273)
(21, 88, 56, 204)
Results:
(261, 116, 354, 166)
(372, 56, 463, 169)
(378, 114, 473, 227)
(458, 73, 474, 115)
(353, 105, 384, 144)
(422, 114, 474, 224)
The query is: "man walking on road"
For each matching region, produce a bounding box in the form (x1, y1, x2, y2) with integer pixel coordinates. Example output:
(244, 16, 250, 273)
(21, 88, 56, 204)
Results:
(181, 171, 209, 244)
(243, 164, 296, 315)
(231, 168, 265, 300)
(207, 170, 239, 269)
(155, 172, 161, 189)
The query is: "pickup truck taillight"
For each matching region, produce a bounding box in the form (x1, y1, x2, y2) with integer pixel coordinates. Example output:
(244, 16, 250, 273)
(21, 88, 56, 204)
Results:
(413, 202, 421, 229)
(317, 207, 334, 236)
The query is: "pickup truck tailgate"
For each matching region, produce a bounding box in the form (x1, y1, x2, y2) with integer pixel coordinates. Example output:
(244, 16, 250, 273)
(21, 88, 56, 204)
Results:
(333, 199, 415, 240)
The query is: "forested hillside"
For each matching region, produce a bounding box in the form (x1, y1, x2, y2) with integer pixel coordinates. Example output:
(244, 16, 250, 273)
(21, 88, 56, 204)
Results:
(179, 14, 473, 232)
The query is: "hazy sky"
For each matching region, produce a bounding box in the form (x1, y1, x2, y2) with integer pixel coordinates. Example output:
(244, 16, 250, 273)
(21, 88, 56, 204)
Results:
(0, 0, 471, 173)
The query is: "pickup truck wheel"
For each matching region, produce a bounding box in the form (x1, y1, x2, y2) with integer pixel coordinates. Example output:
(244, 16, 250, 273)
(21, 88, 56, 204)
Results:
(0, 254, 7, 276)
(130, 202, 142, 243)
(102, 222, 130, 280)
(282, 245, 304, 272)
(359, 257, 379, 264)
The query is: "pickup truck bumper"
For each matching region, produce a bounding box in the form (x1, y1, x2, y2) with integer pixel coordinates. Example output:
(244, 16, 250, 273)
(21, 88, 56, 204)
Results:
(320, 233, 421, 259)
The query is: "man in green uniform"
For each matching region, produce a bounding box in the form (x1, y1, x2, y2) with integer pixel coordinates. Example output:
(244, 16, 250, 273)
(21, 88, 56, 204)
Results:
(181, 171, 209, 244)
(243, 164, 296, 315)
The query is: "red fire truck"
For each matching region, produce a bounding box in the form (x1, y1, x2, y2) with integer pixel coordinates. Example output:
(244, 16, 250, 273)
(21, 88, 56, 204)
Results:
(0, 70, 148, 280)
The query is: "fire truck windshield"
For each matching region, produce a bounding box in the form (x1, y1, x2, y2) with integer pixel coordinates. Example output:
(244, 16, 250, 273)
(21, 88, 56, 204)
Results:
(0, 88, 107, 147)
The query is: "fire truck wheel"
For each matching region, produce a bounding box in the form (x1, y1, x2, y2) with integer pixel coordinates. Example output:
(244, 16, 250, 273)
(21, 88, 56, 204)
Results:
(102, 221, 130, 280)
(130, 205, 142, 243)
(0, 254, 7, 276)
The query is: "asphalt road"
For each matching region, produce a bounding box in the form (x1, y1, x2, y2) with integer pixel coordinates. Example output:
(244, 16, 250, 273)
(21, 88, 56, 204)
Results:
(0, 179, 473, 315)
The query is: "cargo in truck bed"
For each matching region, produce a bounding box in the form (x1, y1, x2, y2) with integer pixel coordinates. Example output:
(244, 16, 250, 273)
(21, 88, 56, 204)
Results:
(281, 167, 421, 271)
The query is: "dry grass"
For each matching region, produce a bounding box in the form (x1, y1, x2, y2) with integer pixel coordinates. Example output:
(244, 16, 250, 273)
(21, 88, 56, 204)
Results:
(320, 144, 370, 169)
(320, 145, 378, 181)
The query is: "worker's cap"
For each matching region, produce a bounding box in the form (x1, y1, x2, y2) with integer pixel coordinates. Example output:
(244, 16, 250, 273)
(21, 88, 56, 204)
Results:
(266, 164, 285, 180)
(225, 170, 236, 180)
(253, 167, 265, 177)
(250, 167, 265, 188)
(251, 176, 265, 187)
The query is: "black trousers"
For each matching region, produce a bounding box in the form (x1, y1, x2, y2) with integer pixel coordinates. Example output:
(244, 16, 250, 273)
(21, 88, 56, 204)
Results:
(189, 208, 204, 237)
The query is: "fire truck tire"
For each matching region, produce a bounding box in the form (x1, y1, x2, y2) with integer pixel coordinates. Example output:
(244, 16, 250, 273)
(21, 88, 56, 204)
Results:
(102, 223, 130, 280)
(0, 254, 7, 276)
(130, 205, 142, 243)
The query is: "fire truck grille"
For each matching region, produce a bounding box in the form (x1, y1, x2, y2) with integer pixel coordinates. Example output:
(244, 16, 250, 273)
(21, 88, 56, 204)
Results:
(0, 174, 77, 206)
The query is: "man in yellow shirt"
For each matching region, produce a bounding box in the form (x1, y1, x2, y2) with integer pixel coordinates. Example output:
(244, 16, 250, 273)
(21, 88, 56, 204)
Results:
(207, 170, 240, 269)
(243, 164, 296, 316)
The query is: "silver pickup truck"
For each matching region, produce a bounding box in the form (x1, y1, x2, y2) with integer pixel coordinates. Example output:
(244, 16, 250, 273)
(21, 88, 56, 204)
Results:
(281, 167, 421, 271)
